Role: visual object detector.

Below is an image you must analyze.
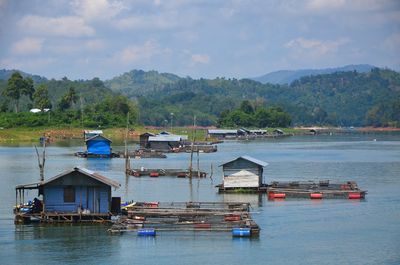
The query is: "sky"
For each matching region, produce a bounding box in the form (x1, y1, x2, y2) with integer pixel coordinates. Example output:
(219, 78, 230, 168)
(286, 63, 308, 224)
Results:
(0, 0, 399, 80)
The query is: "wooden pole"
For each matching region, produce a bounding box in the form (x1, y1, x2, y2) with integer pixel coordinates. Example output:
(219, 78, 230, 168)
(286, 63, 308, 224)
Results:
(189, 116, 196, 178)
(34, 138, 46, 182)
(125, 112, 130, 174)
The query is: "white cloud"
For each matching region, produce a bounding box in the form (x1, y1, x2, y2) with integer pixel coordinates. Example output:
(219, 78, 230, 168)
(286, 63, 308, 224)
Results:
(71, 0, 125, 21)
(384, 32, 400, 51)
(18, 15, 95, 37)
(113, 40, 162, 64)
(12, 37, 44, 55)
(191, 54, 210, 64)
(0, 57, 54, 70)
(306, 0, 346, 11)
(285, 37, 350, 58)
(113, 15, 176, 30)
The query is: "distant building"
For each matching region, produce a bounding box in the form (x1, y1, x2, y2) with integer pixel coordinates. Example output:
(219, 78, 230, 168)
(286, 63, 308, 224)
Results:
(147, 135, 183, 151)
(207, 129, 238, 139)
(85, 134, 112, 156)
(219, 156, 268, 189)
(139, 132, 156, 148)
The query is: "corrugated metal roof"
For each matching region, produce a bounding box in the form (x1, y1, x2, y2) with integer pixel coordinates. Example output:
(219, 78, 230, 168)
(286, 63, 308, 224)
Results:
(41, 167, 120, 188)
(148, 135, 182, 142)
(219, 155, 268, 167)
(84, 130, 103, 134)
(208, 129, 238, 134)
(85, 134, 112, 142)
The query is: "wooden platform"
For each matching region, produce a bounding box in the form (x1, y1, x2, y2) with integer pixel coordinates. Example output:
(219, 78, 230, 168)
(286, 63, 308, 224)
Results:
(218, 180, 367, 199)
(14, 212, 112, 224)
(126, 169, 207, 178)
(109, 202, 260, 236)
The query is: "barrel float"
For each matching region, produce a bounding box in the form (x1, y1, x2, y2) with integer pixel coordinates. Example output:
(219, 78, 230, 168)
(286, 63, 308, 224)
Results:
(144, 202, 159, 208)
(149, 171, 159, 177)
(232, 228, 251, 237)
(137, 228, 156, 236)
(268, 192, 286, 199)
(348, 192, 361, 199)
(194, 223, 211, 229)
(310, 193, 323, 199)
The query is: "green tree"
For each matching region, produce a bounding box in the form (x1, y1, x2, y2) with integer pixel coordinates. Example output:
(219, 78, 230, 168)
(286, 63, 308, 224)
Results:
(2, 72, 34, 112)
(58, 87, 78, 110)
(239, 100, 254, 114)
(33, 84, 52, 110)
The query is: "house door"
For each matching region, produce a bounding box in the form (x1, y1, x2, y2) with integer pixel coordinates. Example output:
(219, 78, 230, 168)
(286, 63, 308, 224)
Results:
(99, 191, 109, 213)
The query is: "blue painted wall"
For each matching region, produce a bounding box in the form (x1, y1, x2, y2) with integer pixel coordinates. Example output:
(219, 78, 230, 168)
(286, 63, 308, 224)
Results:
(86, 138, 111, 155)
(43, 186, 111, 213)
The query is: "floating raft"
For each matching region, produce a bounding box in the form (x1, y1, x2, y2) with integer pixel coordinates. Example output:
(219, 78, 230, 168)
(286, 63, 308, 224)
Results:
(109, 202, 260, 237)
(267, 180, 367, 199)
(126, 169, 207, 178)
(218, 180, 367, 199)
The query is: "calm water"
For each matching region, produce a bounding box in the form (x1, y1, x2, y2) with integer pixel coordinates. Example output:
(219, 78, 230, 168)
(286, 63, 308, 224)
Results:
(0, 134, 399, 265)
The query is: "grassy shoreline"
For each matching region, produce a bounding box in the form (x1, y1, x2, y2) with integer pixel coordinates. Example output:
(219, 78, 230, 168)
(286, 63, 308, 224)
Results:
(0, 126, 399, 143)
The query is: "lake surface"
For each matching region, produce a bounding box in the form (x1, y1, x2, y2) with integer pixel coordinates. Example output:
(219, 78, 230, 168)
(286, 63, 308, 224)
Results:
(0, 134, 399, 265)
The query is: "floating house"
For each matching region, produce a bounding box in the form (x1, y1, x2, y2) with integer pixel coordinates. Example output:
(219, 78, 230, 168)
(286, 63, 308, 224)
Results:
(218, 156, 268, 191)
(208, 128, 268, 139)
(147, 135, 183, 151)
(14, 167, 120, 223)
(85, 134, 112, 157)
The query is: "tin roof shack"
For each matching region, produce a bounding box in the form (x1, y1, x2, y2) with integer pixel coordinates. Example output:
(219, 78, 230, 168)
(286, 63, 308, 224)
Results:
(14, 167, 120, 223)
(207, 129, 238, 139)
(139, 132, 156, 148)
(218, 156, 268, 192)
(85, 134, 112, 157)
(147, 135, 183, 151)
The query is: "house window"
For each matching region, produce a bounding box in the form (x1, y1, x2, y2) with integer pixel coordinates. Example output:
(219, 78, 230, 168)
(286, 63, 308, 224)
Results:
(64, 186, 75, 203)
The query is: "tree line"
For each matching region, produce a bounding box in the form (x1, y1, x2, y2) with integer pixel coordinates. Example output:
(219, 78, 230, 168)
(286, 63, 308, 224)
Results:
(0, 72, 138, 128)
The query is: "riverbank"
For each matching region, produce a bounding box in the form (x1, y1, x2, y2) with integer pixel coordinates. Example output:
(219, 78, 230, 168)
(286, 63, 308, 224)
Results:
(0, 126, 398, 143)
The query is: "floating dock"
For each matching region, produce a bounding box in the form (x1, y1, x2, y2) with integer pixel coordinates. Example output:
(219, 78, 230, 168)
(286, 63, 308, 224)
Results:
(218, 180, 367, 199)
(126, 168, 207, 178)
(109, 202, 260, 237)
(267, 180, 367, 199)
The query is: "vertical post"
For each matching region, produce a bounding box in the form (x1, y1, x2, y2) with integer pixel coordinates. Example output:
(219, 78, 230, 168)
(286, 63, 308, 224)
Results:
(189, 116, 196, 178)
(125, 112, 130, 174)
(170, 112, 174, 133)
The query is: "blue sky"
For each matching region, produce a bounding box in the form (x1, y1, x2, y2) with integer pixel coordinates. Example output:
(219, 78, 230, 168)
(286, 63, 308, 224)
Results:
(0, 0, 399, 80)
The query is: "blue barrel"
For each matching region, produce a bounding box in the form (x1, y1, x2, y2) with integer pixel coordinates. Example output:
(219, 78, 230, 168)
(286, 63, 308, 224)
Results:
(137, 228, 156, 236)
(232, 228, 251, 237)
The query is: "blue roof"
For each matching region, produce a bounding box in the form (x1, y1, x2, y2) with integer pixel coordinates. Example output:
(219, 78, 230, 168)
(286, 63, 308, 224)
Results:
(219, 155, 268, 167)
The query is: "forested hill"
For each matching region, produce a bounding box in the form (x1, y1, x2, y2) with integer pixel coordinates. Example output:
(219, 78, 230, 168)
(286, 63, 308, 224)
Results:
(104, 68, 399, 127)
(1, 68, 399, 128)
(250, 64, 375, 84)
(104, 69, 181, 98)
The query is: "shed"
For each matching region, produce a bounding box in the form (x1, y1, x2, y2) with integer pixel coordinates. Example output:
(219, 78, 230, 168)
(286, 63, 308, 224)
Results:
(85, 134, 112, 156)
(16, 167, 120, 214)
(220, 156, 268, 189)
